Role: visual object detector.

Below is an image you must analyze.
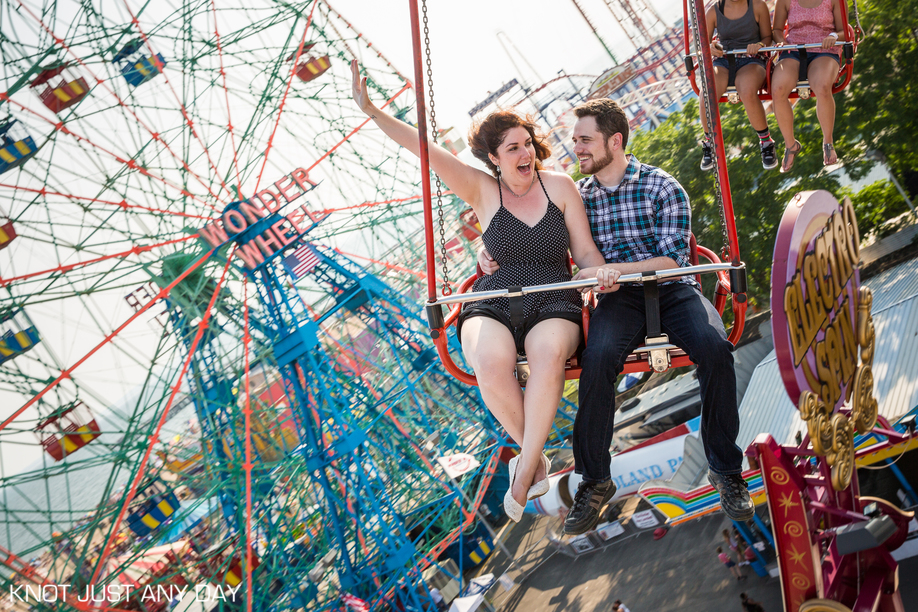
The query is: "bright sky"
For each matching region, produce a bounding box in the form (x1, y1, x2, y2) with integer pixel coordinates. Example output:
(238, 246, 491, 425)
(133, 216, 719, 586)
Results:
(344, 0, 686, 139)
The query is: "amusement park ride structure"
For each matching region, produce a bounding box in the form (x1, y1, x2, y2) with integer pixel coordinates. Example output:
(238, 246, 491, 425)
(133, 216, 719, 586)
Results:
(0, 0, 912, 610)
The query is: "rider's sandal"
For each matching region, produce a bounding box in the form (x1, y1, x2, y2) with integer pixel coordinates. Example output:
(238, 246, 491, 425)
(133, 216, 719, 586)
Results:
(781, 140, 802, 174)
(527, 453, 552, 500)
(823, 142, 837, 166)
(504, 456, 525, 522)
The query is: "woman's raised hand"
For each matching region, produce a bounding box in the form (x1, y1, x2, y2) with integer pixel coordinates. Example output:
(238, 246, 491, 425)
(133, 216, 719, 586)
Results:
(351, 59, 376, 116)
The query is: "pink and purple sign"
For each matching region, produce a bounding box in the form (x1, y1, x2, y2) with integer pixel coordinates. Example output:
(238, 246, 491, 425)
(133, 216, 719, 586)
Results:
(771, 191, 861, 409)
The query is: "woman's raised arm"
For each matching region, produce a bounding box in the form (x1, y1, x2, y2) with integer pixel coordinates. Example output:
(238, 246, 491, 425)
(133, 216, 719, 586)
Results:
(352, 60, 489, 209)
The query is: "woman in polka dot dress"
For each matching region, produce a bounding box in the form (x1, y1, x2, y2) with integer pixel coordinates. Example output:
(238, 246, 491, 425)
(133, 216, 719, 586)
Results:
(352, 60, 613, 523)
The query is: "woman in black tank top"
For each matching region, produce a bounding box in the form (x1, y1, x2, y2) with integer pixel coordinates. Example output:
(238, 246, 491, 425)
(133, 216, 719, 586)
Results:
(352, 60, 610, 523)
(697, 0, 777, 172)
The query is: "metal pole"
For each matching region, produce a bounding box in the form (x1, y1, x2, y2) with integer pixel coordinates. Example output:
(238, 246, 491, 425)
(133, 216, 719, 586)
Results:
(407, 0, 438, 303)
(442, 469, 524, 574)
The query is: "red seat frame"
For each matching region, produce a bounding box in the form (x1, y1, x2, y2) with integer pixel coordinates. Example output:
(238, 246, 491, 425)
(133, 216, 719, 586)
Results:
(433, 235, 742, 386)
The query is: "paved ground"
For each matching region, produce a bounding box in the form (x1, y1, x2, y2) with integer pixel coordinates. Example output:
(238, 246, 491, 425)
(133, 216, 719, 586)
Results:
(475, 511, 918, 612)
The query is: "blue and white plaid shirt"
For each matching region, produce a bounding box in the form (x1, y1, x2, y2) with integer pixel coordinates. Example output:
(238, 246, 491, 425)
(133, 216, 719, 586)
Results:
(578, 154, 695, 287)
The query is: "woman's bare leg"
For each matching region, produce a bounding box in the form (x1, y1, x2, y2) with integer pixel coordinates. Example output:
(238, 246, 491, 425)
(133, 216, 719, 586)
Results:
(736, 64, 768, 131)
(461, 317, 525, 444)
(809, 56, 839, 158)
(771, 59, 800, 146)
(699, 68, 731, 134)
(510, 318, 581, 506)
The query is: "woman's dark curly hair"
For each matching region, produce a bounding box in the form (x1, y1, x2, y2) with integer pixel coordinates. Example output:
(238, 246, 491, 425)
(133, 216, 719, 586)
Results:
(468, 110, 552, 177)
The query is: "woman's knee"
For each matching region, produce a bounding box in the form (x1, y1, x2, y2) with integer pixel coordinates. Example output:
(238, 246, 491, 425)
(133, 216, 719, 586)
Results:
(469, 349, 516, 378)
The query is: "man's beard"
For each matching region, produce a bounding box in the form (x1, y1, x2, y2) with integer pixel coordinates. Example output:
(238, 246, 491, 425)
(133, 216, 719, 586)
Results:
(583, 144, 613, 174)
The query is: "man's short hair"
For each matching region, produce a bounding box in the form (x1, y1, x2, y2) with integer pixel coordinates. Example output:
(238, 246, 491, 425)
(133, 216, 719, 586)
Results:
(574, 98, 630, 149)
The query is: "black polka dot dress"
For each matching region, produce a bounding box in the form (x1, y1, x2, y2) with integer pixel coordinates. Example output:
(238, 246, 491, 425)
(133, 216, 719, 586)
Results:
(457, 171, 583, 353)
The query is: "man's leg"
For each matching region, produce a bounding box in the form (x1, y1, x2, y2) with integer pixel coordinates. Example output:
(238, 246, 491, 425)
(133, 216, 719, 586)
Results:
(659, 284, 752, 520)
(566, 288, 645, 534)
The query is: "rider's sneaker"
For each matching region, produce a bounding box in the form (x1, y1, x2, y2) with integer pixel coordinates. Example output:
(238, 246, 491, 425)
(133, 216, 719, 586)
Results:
(760, 141, 779, 170)
(700, 140, 715, 171)
(563, 479, 617, 535)
(708, 470, 755, 522)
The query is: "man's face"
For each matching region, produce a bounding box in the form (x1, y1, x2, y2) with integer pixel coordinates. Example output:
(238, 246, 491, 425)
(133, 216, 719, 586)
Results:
(572, 116, 615, 175)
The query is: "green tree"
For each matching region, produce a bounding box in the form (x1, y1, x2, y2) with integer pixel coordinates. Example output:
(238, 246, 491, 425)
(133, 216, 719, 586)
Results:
(836, 0, 918, 192)
(630, 98, 839, 308)
(626, 0, 918, 306)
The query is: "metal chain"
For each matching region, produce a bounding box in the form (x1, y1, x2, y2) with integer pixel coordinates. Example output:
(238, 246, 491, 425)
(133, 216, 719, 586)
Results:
(850, 0, 863, 40)
(690, 0, 731, 260)
(421, 0, 451, 296)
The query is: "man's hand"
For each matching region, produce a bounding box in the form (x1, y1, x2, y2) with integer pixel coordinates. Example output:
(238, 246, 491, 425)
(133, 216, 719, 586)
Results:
(478, 248, 499, 275)
(574, 266, 621, 294)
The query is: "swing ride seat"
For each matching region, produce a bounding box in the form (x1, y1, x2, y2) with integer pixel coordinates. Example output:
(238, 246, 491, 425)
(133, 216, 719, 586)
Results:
(427, 235, 743, 387)
(763, 30, 856, 101)
(683, 2, 858, 104)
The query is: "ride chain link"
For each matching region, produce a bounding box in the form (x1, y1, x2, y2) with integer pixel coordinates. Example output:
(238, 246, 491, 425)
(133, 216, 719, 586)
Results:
(690, 0, 731, 261)
(421, 0, 451, 296)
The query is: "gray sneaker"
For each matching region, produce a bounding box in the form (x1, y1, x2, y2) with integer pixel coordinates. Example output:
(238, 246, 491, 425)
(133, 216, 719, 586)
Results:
(760, 141, 779, 170)
(563, 479, 617, 535)
(708, 470, 754, 522)
(700, 141, 715, 171)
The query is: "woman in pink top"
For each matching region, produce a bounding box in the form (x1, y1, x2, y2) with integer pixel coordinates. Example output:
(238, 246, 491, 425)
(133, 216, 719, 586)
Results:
(771, 0, 846, 171)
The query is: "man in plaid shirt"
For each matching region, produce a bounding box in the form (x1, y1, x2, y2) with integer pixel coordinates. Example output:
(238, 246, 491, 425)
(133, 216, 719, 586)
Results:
(482, 99, 753, 532)
(565, 98, 752, 533)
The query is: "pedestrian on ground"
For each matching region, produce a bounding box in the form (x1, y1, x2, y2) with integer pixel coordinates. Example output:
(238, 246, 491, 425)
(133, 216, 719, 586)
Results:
(723, 527, 743, 562)
(430, 587, 447, 612)
(613, 599, 631, 612)
(741, 592, 765, 611)
(718, 546, 746, 580)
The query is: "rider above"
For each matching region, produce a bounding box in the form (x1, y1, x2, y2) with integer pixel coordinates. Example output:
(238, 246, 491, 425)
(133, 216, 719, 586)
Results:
(771, 0, 846, 171)
(699, 0, 776, 171)
(350, 60, 612, 524)
(480, 98, 754, 532)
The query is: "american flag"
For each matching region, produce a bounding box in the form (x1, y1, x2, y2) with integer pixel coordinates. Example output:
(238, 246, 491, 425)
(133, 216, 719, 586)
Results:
(341, 593, 369, 611)
(282, 243, 321, 280)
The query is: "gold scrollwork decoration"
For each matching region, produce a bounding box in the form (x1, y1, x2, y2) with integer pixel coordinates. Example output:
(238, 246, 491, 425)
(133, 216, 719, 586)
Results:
(850, 364, 879, 434)
(857, 287, 875, 367)
(825, 412, 854, 491)
(799, 391, 832, 455)
(770, 466, 791, 486)
(790, 573, 812, 591)
(783, 520, 806, 538)
(799, 599, 853, 612)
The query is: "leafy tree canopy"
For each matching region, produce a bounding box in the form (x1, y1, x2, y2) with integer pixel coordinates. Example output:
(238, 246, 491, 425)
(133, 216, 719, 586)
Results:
(623, 0, 917, 307)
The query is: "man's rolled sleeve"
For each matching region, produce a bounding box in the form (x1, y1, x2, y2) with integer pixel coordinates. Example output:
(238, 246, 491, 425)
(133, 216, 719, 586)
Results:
(654, 180, 692, 268)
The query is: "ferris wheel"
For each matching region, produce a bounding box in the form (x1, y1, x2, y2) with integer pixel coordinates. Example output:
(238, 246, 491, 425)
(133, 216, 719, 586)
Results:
(0, 0, 502, 610)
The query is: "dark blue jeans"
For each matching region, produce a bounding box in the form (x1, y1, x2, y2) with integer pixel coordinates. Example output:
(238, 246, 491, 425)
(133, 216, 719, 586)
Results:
(573, 283, 743, 480)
